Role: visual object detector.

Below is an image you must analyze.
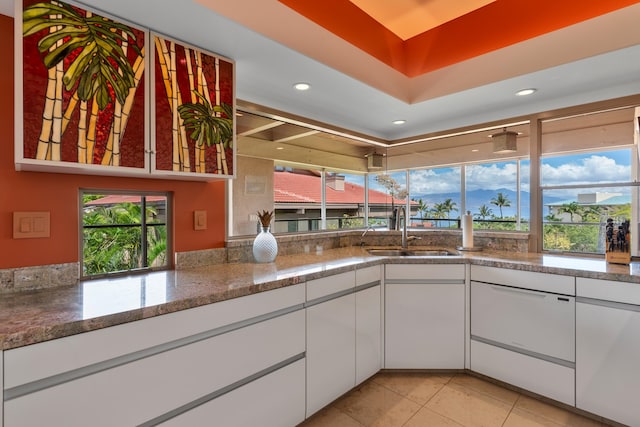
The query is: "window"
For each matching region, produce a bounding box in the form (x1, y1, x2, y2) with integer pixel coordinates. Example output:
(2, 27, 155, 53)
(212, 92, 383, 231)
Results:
(541, 150, 634, 254)
(230, 102, 638, 256)
(540, 105, 638, 254)
(325, 171, 366, 230)
(368, 171, 408, 229)
(465, 160, 529, 231)
(272, 166, 322, 233)
(81, 191, 170, 277)
(409, 167, 461, 229)
(272, 168, 369, 232)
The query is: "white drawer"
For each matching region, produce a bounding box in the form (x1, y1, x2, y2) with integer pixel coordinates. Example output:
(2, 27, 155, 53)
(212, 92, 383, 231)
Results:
(159, 359, 306, 427)
(385, 264, 465, 281)
(577, 277, 640, 305)
(5, 310, 305, 427)
(471, 265, 574, 295)
(306, 271, 355, 300)
(5, 283, 305, 389)
(356, 265, 381, 286)
(471, 340, 575, 406)
(471, 281, 575, 362)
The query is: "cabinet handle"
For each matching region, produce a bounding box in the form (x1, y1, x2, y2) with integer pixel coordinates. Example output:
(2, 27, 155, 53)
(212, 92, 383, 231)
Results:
(557, 297, 570, 302)
(490, 285, 545, 299)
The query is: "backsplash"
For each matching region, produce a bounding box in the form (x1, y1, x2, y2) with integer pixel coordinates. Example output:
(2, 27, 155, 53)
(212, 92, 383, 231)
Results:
(223, 229, 530, 265)
(1, 230, 529, 291)
(0, 263, 78, 293)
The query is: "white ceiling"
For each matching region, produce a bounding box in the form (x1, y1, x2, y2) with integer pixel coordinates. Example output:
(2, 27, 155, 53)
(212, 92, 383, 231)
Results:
(5, 0, 640, 143)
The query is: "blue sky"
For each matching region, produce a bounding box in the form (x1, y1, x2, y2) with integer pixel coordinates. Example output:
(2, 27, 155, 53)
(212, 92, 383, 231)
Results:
(345, 149, 632, 197)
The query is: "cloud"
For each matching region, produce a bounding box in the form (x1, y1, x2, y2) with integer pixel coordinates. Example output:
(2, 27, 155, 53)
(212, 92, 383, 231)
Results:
(352, 154, 629, 196)
(410, 168, 460, 194)
(466, 163, 518, 191)
(541, 155, 630, 186)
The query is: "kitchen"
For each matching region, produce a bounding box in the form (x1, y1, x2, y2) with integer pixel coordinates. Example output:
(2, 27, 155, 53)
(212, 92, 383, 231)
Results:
(2, 1, 640, 426)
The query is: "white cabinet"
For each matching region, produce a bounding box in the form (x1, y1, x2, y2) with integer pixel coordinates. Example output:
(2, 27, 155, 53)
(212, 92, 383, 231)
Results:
(385, 264, 465, 369)
(159, 359, 306, 427)
(469, 266, 576, 406)
(576, 278, 640, 427)
(3, 285, 305, 427)
(306, 271, 356, 417)
(355, 266, 382, 385)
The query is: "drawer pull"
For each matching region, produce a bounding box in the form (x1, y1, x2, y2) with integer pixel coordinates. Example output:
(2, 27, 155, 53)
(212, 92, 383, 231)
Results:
(490, 285, 545, 299)
(557, 297, 570, 302)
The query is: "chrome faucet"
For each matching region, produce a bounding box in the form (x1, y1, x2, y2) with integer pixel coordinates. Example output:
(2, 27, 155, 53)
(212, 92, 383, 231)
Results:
(360, 226, 376, 246)
(396, 206, 421, 249)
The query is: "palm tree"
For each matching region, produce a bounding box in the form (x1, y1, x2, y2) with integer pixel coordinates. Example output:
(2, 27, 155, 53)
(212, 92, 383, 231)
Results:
(416, 198, 429, 221)
(441, 198, 458, 219)
(432, 199, 457, 227)
(431, 203, 446, 227)
(476, 204, 493, 220)
(490, 192, 511, 219)
(579, 205, 603, 223)
(558, 201, 580, 222)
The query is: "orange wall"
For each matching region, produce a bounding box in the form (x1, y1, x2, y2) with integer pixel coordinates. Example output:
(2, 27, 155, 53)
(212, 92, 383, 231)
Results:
(0, 15, 227, 269)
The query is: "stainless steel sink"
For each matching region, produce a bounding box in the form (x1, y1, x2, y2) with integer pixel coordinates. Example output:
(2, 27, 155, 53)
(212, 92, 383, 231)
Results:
(366, 248, 458, 257)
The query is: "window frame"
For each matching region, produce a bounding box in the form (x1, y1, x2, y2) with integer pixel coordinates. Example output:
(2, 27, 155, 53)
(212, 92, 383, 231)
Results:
(79, 189, 172, 279)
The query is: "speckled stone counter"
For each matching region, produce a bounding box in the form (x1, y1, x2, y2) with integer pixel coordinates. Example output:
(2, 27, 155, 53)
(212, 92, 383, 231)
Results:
(0, 247, 638, 350)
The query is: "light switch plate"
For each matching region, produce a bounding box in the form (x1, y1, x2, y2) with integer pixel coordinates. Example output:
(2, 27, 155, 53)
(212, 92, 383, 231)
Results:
(13, 212, 50, 239)
(194, 210, 207, 230)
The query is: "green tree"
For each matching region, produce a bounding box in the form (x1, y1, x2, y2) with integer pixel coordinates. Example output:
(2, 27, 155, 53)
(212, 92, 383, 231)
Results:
(579, 205, 603, 222)
(545, 212, 561, 222)
(441, 198, 458, 219)
(490, 192, 511, 219)
(432, 198, 458, 227)
(558, 201, 580, 222)
(82, 199, 166, 276)
(416, 198, 429, 219)
(475, 204, 493, 220)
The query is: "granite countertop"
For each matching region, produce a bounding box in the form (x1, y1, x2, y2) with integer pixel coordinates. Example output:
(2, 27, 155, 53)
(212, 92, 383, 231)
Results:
(0, 247, 639, 350)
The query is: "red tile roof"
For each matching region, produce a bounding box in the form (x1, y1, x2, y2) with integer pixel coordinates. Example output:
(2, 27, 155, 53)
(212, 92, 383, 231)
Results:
(86, 195, 167, 205)
(274, 171, 411, 205)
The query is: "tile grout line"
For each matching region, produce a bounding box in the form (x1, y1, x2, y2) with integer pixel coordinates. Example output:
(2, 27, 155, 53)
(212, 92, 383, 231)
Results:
(500, 393, 522, 427)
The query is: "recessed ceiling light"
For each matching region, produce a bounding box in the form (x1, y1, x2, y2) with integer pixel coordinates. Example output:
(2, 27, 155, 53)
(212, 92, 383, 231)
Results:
(471, 149, 479, 152)
(276, 146, 284, 150)
(392, 120, 406, 125)
(515, 88, 536, 96)
(293, 82, 311, 91)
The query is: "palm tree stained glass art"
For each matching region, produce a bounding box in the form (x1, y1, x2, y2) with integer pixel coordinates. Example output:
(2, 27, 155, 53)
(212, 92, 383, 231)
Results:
(21, 0, 146, 168)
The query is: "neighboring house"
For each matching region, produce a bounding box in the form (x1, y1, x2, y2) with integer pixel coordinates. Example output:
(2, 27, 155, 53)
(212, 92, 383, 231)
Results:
(546, 192, 630, 222)
(273, 170, 417, 232)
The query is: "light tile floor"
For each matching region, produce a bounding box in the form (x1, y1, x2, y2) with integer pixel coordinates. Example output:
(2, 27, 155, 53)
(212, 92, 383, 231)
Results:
(299, 372, 611, 427)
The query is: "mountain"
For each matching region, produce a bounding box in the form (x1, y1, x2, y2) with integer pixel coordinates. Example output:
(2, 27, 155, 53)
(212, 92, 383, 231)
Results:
(411, 188, 565, 220)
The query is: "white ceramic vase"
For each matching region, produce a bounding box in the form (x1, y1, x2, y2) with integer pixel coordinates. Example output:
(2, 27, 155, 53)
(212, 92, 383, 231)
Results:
(253, 226, 278, 263)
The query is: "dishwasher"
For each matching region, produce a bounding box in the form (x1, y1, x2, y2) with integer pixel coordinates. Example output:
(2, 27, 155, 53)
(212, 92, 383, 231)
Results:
(471, 280, 575, 363)
(469, 266, 576, 405)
